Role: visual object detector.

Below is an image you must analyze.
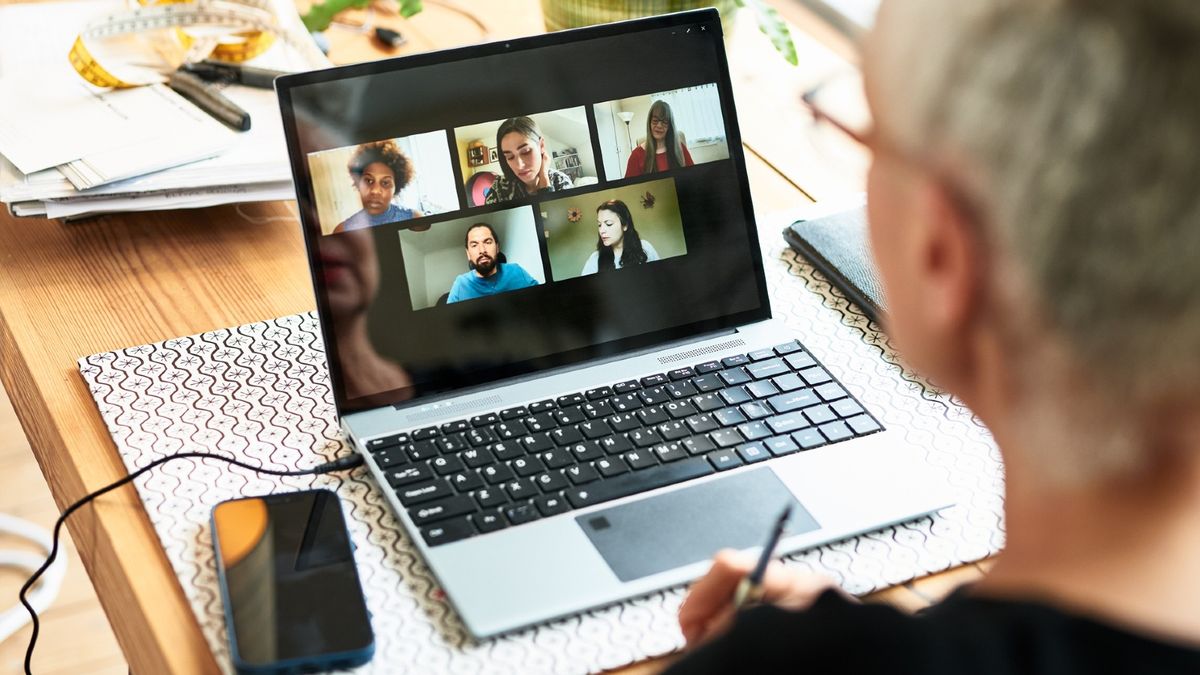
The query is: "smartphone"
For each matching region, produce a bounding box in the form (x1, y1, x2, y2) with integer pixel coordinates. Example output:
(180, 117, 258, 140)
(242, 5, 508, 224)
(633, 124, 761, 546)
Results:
(211, 489, 374, 674)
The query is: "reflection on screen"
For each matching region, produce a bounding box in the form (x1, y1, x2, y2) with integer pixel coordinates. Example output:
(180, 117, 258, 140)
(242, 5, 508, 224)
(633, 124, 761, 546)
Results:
(285, 16, 767, 411)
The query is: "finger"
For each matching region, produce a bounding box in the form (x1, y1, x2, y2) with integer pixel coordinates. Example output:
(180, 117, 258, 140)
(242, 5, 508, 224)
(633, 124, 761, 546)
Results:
(693, 605, 737, 647)
(678, 550, 755, 642)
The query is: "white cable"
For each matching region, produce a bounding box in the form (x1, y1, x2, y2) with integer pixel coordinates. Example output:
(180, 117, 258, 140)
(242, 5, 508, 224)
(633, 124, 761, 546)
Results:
(0, 513, 66, 645)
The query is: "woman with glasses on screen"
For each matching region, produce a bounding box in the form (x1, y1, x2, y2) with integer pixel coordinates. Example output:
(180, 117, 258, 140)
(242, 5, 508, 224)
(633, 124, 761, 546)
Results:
(334, 140, 422, 233)
(667, 1, 1200, 673)
(624, 100, 695, 178)
(485, 116, 574, 203)
(580, 199, 660, 275)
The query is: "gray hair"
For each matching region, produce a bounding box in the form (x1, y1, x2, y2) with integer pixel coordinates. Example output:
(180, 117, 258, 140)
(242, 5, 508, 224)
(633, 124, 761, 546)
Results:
(869, 0, 1200, 479)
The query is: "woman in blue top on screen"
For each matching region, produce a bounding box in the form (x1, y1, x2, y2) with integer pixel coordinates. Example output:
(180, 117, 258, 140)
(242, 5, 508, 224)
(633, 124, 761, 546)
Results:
(485, 117, 573, 204)
(334, 140, 422, 233)
(624, 100, 694, 178)
(580, 199, 660, 276)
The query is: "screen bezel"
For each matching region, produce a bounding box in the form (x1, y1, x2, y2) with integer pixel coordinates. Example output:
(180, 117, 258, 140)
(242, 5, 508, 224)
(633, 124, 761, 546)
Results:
(276, 9, 771, 414)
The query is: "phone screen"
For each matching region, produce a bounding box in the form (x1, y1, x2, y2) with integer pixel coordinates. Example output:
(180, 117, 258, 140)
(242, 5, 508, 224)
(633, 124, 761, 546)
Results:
(212, 489, 374, 669)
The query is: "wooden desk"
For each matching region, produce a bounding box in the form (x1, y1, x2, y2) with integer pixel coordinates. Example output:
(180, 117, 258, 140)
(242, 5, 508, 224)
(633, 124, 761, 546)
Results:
(0, 2, 986, 673)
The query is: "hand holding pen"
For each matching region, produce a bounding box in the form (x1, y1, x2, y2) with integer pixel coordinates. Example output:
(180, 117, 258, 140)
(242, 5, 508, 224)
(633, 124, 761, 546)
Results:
(677, 507, 846, 648)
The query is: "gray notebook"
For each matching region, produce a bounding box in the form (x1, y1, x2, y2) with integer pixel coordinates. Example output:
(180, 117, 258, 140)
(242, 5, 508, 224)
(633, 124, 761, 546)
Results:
(783, 206, 886, 322)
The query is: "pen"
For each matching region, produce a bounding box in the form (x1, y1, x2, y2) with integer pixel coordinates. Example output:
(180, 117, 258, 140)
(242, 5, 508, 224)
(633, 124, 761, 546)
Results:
(732, 504, 793, 609)
(168, 70, 252, 132)
(182, 59, 287, 89)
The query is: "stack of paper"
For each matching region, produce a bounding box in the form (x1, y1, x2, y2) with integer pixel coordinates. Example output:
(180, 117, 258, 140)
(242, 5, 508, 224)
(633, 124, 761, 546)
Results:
(0, 0, 329, 219)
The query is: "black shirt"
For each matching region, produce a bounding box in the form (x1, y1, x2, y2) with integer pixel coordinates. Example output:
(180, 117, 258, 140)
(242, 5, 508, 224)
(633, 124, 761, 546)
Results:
(665, 589, 1200, 674)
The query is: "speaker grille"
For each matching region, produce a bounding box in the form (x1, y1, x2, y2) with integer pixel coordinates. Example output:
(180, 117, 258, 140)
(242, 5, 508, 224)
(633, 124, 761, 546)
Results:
(400, 394, 504, 421)
(658, 339, 745, 365)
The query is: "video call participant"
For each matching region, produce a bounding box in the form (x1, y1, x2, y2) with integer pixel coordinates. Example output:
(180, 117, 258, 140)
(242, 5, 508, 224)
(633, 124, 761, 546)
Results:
(335, 140, 423, 233)
(624, 100, 695, 178)
(447, 223, 540, 303)
(580, 199, 660, 275)
(485, 117, 574, 203)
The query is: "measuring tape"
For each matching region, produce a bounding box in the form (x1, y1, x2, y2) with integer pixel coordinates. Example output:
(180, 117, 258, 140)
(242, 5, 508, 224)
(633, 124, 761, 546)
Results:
(69, 0, 294, 88)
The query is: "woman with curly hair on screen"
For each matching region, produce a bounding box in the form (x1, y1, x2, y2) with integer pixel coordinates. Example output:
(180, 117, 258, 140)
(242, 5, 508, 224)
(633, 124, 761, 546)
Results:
(335, 140, 423, 233)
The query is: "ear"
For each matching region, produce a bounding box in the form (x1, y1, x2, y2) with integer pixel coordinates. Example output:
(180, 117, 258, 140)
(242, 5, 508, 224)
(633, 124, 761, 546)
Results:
(913, 178, 984, 335)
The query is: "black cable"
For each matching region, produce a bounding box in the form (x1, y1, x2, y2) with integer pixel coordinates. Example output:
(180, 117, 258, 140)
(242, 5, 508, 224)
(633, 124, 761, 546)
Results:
(18, 450, 364, 675)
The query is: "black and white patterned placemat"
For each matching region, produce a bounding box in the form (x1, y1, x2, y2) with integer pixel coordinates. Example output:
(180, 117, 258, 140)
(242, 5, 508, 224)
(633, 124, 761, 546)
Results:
(78, 209, 1004, 674)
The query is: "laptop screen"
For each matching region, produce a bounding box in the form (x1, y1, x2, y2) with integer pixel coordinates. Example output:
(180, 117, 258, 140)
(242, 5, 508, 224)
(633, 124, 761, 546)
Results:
(278, 11, 770, 413)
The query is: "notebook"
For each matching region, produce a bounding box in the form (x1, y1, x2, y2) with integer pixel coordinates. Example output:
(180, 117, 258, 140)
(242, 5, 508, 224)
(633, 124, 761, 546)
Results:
(275, 9, 951, 638)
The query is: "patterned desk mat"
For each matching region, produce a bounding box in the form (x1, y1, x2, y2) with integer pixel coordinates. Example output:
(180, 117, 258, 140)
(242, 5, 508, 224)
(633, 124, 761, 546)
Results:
(78, 212, 1005, 674)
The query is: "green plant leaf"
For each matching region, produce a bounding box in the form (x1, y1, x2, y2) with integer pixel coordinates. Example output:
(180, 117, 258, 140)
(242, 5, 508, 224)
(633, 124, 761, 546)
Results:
(398, 0, 423, 18)
(735, 0, 799, 66)
(301, 0, 423, 33)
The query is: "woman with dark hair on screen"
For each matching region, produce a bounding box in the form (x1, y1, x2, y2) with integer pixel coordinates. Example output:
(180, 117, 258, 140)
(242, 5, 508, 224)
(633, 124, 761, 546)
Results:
(624, 99, 695, 178)
(580, 199, 660, 275)
(334, 140, 423, 233)
(485, 116, 573, 203)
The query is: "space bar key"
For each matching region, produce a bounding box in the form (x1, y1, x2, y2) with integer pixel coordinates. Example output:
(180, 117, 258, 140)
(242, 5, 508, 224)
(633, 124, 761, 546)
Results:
(565, 457, 715, 508)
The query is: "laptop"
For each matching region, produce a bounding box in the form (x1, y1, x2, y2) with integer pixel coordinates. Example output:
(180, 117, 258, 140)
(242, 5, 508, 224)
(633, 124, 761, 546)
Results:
(276, 9, 951, 639)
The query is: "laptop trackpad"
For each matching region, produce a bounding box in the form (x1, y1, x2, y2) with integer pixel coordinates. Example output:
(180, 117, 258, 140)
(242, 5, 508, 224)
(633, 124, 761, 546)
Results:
(577, 468, 820, 582)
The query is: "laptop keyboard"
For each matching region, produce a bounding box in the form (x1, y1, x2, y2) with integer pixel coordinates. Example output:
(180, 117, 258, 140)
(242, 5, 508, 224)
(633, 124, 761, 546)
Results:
(363, 340, 883, 547)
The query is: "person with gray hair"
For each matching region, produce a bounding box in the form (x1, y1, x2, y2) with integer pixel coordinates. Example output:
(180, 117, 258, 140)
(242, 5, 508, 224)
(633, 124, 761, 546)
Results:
(666, 0, 1200, 672)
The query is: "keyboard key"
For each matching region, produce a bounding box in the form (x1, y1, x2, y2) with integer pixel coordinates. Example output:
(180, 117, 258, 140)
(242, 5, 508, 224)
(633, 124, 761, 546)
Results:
(764, 435, 800, 456)
(474, 487, 508, 508)
(554, 407, 587, 426)
(736, 442, 771, 464)
(613, 380, 641, 394)
(640, 373, 669, 387)
(628, 428, 662, 448)
(682, 435, 716, 455)
(803, 404, 837, 426)
(371, 447, 408, 469)
(739, 402, 773, 420)
(567, 441, 604, 462)
(367, 433, 407, 451)
(771, 373, 805, 392)
(540, 448, 574, 469)
(407, 440, 439, 462)
(737, 421, 772, 441)
(747, 358, 788, 380)
(504, 478, 538, 501)
(608, 413, 640, 433)
(610, 394, 643, 413)
(792, 428, 826, 450)
(765, 411, 810, 435)
(599, 434, 633, 455)
(657, 420, 689, 441)
(412, 426, 439, 440)
(819, 421, 854, 442)
(847, 414, 882, 435)
(523, 413, 556, 432)
(653, 442, 688, 463)
(692, 393, 724, 412)
(713, 407, 747, 426)
(550, 426, 583, 446)
(431, 455, 465, 475)
(586, 386, 613, 400)
(695, 360, 722, 374)
(583, 400, 614, 418)
(637, 405, 669, 426)
(747, 380, 780, 399)
(668, 367, 695, 380)
(481, 463, 515, 485)
(386, 463, 433, 488)
(448, 470, 484, 492)
(667, 381, 699, 399)
(397, 479, 453, 505)
(529, 400, 556, 413)
(488, 441, 523, 461)
(556, 393, 585, 407)
(693, 374, 724, 392)
(466, 427, 496, 447)
(441, 420, 470, 434)
(706, 449, 743, 471)
(664, 400, 697, 419)
(534, 471, 569, 492)
(832, 398, 866, 418)
(460, 447, 495, 469)
(578, 419, 611, 439)
(639, 386, 671, 406)
(520, 433, 555, 454)
(815, 383, 849, 402)
(505, 502, 540, 525)
(499, 406, 527, 420)
(494, 420, 528, 440)
(595, 457, 629, 477)
(710, 429, 743, 448)
(512, 456, 546, 477)
(410, 494, 477, 526)
(565, 463, 600, 484)
(748, 348, 775, 361)
(784, 352, 817, 370)
(624, 449, 658, 470)
(474, 510, 507, 533)
(563, 457, 714, 508)
(800, 367, 834, 386)
(471, 413, 499, 427)
(721, 354, 750, 367)
(767, 389, 820, 414)
(719, 367, 752, 386)
(422, 517, 474, 546)
(720, 386, 753, 406)
(773, 340, 802, 355)
(535, 493, 571, 516)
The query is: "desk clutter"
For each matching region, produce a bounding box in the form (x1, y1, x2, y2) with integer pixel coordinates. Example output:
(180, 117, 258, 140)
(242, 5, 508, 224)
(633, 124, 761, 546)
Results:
(76, 221, 1004, 673)
(0, 0, 328, 219)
